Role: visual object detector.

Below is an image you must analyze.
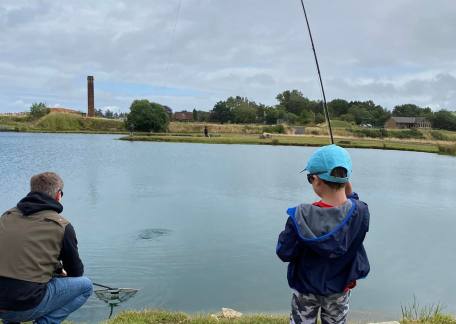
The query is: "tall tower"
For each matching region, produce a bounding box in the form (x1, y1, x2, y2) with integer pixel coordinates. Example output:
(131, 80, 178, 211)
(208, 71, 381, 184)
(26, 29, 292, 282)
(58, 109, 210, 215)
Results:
(87, 76, 95, 117)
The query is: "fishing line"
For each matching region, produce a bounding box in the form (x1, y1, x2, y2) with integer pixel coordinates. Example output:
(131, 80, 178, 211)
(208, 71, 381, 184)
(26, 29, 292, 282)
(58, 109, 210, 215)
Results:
(299, 0, 334, 144)
(164, 0, 183, 75)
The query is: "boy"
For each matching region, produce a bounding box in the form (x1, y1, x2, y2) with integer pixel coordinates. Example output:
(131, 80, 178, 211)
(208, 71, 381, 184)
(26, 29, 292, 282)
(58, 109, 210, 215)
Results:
(276, 144, 370, 324)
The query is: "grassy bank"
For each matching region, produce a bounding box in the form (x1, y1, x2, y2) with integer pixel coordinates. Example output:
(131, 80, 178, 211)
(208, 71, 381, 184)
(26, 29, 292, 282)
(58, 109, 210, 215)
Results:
(119, 133, 444, 155)
(0, 112, 126, 133)
(103, 309, 456, 324)
(2, 116, 455, 156)
(106, 310, 288, 324)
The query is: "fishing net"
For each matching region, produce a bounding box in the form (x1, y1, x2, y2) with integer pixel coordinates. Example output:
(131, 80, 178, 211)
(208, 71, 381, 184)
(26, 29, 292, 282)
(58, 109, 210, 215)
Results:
(94, 288, 139, 318)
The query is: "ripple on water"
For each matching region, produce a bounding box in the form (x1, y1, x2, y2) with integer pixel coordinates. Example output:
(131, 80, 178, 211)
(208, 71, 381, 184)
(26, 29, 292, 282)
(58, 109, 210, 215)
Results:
(137, 228, 172, 240)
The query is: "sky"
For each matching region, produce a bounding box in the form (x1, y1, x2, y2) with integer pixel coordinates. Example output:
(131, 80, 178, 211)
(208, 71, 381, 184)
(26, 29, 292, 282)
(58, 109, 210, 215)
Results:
(1, 0, 456, 113)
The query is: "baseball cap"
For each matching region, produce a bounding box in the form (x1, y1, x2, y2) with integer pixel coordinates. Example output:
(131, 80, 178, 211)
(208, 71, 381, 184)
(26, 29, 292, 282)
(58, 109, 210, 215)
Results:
(303, 144, 352, 183)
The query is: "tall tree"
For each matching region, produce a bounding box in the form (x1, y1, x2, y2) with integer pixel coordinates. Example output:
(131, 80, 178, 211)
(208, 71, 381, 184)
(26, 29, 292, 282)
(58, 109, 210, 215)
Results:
(211, 101, 232, 123)
(432, 110, 456, 131)
(125, 99, 169, 132)
(328, 99, 350, 117)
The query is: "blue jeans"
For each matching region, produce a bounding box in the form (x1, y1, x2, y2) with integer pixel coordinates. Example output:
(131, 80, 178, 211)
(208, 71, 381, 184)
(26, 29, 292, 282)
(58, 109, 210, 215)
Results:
(0, 277, 92, 324)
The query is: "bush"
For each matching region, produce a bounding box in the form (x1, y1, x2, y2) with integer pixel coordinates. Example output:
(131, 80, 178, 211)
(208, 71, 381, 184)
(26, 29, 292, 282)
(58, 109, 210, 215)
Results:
(262, 125, 285, 134)
(438, 144, 456, 156)
(350, 128, 385, 138)
(125, 100, 169, 132)
(30, 102, 49, 120)
(389, 128, 424, 139)
(431, 130, 450, 141)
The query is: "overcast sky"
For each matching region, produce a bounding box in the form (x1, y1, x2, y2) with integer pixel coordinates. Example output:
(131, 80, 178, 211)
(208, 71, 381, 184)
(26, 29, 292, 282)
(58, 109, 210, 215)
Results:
(1, 0, 456, 113)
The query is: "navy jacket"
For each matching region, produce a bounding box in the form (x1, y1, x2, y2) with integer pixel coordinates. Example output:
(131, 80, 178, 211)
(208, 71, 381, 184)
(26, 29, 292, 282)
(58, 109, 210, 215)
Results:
(276, 193, 370, 296)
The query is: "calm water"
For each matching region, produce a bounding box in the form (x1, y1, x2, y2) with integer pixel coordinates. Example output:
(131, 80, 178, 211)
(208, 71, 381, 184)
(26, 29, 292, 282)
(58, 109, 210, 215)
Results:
(0, 132, 455, 323)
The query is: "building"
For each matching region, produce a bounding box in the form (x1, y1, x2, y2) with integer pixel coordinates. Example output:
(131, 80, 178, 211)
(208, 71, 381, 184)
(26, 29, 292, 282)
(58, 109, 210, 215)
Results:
(173, 111, 193, 122)
(384, 117, 431, 129)
(87, 76, 95, 117)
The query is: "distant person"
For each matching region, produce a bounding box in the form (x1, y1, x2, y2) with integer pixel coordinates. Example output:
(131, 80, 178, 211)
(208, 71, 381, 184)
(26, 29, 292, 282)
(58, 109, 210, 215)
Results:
(204, 125, 209, 137)
(277, 145, 370, 324)
(0, 172, 92, 324)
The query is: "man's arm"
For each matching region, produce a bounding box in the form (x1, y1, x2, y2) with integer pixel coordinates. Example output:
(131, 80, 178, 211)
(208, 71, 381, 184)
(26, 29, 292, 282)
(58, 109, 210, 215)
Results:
(276, 218, 302, 262)
(59, 224, 84, 277)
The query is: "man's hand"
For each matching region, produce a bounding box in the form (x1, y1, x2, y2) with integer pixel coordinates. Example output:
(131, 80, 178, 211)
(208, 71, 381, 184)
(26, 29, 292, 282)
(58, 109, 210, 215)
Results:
(345, 182, 353, 197)
(61, 269, 67, 277)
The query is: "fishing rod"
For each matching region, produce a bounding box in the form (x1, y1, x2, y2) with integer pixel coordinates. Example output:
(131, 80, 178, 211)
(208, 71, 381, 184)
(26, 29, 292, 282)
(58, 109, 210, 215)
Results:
(299, 0, 334, 144)
(93, 282, 114, 290)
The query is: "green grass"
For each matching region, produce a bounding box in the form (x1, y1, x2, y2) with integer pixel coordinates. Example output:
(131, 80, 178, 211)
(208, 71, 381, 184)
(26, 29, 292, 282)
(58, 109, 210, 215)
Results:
(103, 307, 456, 324)
(35, 113, 125, 132)
(0, 112, 126, 133)
(437, 143, 456, 156)
(105, 310, 288, 324)
(401, 298, 456, 324)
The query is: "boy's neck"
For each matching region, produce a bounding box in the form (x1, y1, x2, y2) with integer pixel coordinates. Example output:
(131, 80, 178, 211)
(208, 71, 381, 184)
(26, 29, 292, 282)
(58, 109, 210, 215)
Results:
(319, 190, 348, 207)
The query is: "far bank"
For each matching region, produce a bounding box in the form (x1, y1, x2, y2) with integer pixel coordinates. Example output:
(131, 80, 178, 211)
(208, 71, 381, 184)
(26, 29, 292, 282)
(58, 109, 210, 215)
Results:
(119, 133, 456, 156)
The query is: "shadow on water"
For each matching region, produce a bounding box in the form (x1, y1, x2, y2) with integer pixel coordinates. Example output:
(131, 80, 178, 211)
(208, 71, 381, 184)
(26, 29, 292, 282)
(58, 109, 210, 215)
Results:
(137, 228, 172, 240)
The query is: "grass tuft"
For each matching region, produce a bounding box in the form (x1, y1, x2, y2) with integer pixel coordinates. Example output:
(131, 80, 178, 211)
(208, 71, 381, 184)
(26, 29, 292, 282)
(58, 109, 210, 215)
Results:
(401, 297, 456, 324)
(438, 143, 456, 156)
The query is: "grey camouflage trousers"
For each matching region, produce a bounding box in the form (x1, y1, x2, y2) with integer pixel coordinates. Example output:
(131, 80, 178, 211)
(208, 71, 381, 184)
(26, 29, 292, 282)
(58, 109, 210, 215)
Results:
(290, 290, 351, 324)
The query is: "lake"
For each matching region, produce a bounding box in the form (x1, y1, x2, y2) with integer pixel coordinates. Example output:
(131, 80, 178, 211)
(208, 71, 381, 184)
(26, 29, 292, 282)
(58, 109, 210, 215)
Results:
(0, 132, 455, 323)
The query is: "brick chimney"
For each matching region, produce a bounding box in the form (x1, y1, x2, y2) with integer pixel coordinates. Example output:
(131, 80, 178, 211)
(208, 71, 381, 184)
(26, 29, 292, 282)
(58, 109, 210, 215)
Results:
(87, 76, 95, 117)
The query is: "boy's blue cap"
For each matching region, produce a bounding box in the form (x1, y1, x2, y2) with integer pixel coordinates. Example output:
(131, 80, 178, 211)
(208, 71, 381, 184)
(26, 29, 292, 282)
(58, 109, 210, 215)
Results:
(303, 144, 352, 183)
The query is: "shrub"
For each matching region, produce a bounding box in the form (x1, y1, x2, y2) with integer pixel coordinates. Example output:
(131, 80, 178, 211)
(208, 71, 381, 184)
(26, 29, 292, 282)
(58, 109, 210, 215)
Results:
(438, 144, 456, 156)
(389, 128, 424, 139)
(30, 102, 50, 120)
(350, 128, 385, 138)
(262, 125, 285, 134)
(431, 130, 450, 141)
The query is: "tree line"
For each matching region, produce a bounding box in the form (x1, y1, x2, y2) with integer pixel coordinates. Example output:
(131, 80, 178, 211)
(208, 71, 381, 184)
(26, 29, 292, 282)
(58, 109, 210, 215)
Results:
(28, 88, 456, 132)
(201, 90, 456, 131)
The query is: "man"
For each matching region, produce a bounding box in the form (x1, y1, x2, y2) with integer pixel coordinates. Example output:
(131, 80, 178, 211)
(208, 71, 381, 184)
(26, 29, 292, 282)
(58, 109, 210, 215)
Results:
(0, 172, 92, 324)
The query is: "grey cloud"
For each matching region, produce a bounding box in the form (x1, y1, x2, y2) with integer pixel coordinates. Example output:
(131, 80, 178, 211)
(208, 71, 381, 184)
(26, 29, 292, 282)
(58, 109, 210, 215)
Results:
(328, 72, 456, 109)
(1, 0, 456, 113)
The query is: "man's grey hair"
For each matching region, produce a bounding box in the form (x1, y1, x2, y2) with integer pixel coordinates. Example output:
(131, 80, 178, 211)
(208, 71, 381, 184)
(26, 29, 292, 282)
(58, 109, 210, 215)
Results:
(30, 172, 64, 198)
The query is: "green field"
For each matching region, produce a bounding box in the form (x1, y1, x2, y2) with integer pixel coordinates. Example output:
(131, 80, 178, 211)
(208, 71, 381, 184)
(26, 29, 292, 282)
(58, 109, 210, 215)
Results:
(0, 112, 126, 133)
(119, 133, 447, 155)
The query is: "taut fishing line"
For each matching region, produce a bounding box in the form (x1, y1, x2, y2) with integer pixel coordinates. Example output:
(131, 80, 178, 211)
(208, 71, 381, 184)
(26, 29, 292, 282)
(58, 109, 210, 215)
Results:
(299, 0, 334, 144)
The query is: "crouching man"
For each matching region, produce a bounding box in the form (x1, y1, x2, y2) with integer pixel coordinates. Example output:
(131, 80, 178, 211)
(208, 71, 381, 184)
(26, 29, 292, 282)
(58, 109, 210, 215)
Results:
(0, 172, 92, 324)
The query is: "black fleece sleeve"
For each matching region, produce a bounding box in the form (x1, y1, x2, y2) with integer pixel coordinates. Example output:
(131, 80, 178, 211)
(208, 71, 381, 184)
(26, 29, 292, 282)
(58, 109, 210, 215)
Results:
(59, 223, 84, 277)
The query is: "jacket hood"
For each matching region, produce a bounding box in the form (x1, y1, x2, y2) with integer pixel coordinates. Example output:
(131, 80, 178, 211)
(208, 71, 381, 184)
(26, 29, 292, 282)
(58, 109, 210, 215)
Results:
(17, 192, 63, 216)
(287, 198, 357, 258)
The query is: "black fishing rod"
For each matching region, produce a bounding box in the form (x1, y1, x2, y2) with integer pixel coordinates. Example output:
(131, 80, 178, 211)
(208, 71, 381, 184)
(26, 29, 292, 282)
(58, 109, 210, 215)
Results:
(93, 282, 114, 290)
(299, 0, 334, 144)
